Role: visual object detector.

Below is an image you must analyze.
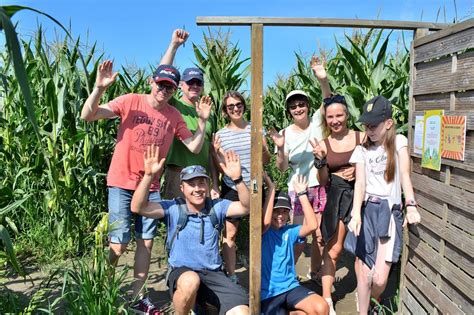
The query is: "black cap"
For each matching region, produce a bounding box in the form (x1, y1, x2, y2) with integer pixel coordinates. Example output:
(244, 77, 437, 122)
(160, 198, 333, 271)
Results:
(182, 67, 204, 82)
(273, 191, 292, 211)
(153, 64, 180, 87)
(358, 95, 393, 125)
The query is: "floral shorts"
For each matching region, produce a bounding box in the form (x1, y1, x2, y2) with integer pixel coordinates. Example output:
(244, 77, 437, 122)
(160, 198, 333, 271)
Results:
(288, 185, 327, 217)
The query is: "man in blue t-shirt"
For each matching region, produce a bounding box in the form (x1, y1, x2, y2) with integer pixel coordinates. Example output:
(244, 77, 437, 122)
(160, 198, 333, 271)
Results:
(131, 144, 249, 314)
(260, 173, 328, 315)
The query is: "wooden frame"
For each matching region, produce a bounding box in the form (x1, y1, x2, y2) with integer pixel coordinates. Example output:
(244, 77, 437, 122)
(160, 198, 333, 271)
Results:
(195, 16, 453, 314)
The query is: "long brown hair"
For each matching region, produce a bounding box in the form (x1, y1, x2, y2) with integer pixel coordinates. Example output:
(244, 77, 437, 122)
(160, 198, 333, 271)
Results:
(363, 121, 397, 183)
(221, 90, 247, 119)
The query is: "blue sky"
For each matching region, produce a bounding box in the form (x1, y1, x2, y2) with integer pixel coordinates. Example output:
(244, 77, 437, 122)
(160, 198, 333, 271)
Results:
(3, 0, 473, 89)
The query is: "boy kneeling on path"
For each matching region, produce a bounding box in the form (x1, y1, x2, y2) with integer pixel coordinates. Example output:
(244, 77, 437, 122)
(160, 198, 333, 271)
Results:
(131, 144, 249, 315)
(261, 173, 328, 315)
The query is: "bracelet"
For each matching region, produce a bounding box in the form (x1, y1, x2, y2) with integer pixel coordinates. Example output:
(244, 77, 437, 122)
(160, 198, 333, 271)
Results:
(314, 156, 327, 169)
(232, 176, 244, 185)
(405, 200, 417, 208)
(297, 190, 308, 197)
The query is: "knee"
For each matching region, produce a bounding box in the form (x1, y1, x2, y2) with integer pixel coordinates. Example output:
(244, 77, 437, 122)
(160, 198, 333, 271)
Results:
(136, 238, 154, 251)
(372, 274, 388, 290)
(109, 243, 127, 257)
(327, 243, 343, 261)
(226, 305, 249, 315)
(176, 271, 200, 295)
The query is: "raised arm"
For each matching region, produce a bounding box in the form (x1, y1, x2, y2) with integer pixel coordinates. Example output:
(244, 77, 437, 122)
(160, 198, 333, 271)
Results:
(398, 146, 421, 226)
(269, 128, 289, 171)
(160, 29, 189, 65)
(130, 145, 166, 219)
(181, 95, 212, 153)
(310, 55, 332, 99)
(294, 175, 318, 238)
(221, 150, 250, 218)
(262, 172, 276, 234)
(81, 60, 119, 121)
(310, 137, 329, 186)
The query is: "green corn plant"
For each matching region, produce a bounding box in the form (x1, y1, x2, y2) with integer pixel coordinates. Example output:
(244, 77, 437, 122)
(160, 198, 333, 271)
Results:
(193, 28, 250, 128)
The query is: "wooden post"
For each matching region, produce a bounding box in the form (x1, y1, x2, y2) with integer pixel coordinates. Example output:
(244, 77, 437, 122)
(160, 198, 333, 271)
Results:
(249, 22, 263, 314)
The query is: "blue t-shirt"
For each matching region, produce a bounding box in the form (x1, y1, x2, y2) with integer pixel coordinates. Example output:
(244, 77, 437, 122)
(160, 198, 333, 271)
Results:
(160, 198, 232, 270)
(261, 225, 305, 300)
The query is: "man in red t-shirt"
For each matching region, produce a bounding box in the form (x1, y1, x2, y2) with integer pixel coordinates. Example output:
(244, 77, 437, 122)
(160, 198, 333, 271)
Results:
(81, 44, 211, 312)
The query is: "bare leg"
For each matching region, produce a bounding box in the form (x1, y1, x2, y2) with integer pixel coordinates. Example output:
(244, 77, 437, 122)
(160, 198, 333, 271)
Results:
(321, 220, 346, 299)
(371, 238, 392, 299)
(294, 293, 329, 315)
(225, 305, 249, 315)
(108, 242, 128, 266)
(222, 220, 240, 276)
(355, 258, 372, 315)
(173, 271, 200, 315)
(132, 238, 153, 298)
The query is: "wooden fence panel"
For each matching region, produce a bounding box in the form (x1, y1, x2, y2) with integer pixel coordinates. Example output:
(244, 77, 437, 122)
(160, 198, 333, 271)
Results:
(400, 18, 474, 314)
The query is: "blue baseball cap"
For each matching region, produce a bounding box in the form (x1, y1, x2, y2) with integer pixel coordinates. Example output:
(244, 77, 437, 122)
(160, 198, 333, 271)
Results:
(182, 67, 204, 83)
(153, 64, 180, 87)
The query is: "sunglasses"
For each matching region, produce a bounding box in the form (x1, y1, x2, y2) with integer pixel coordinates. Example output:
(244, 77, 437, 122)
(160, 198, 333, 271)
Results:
(155, 82, 176, 93)
(185, 79, 203, 87)
(226, 102, 244, 111)
(323, 94, 346, 107)
(288, 102, 308, 111)
(180, 165, 207, 177)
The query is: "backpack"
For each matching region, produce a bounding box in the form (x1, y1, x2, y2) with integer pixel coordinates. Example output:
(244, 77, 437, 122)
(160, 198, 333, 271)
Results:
(165, 197, 222, 255)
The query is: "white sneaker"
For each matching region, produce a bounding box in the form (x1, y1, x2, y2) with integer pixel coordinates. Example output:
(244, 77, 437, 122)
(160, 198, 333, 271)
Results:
(325, 297, 337, 315)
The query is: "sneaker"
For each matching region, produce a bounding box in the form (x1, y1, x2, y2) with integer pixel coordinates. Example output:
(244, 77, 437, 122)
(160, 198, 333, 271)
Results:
(130, 297, 162, 315)
(228, 274, 239, 284)
(325, 297, 337, 315)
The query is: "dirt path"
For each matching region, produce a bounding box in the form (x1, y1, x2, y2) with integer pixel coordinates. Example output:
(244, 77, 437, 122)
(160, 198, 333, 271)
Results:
(5, 243, 399, 314)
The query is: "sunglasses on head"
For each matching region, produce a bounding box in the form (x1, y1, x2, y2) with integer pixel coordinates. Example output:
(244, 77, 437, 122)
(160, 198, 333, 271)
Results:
(226, 102, 244, 111)
(155, 82, 176, 93)
(288, 101, 308, 111)
(180, 165, 207, 177)
(323, 94, 346, 107)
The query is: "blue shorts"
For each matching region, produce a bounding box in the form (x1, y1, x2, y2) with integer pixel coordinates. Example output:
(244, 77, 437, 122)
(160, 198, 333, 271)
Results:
(107, 187, 161, 244)
(261, 286, 315, 315)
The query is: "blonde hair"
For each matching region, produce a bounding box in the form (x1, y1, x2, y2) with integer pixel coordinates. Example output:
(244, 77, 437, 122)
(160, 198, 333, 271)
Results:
(363, 121, 397, 183)
(320, 102, 349, 138)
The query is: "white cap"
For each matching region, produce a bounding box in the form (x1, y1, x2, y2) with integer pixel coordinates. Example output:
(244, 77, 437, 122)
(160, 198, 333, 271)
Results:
(285, 90, 309, 103)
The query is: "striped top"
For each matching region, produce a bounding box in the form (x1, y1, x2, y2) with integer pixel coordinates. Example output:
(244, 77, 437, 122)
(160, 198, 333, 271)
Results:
(216, 123, 252, 190)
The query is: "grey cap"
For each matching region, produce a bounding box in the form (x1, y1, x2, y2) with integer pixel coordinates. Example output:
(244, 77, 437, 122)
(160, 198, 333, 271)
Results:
(180, 165, 209, 181)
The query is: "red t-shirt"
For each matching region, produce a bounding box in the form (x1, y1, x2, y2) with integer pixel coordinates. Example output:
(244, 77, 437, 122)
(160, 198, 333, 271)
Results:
(106, 94, 193, 191)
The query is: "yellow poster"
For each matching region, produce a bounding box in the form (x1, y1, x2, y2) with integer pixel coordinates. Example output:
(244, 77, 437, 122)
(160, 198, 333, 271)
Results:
(421, 109, 443, 171)
(442, 116, 466, 161)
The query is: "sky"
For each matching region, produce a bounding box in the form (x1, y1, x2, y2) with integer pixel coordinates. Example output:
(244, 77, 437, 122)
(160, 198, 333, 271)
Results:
(2, 0, 473, 90)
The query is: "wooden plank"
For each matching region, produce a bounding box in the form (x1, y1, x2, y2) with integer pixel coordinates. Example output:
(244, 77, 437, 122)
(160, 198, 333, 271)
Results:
(413, 54, 474, 95)
(413, 93, 450, 111)
(405, 276, 436, 312)
(412, 172, 474, 212)
(416, 190, 444, 218)
(445, 242, 474, 275)
(418, 206, 474, 257)
(451, 167, 474, 193)
(447, 205, 474, 234)
(416, 224, 441, 251)
(408, 231, 474, 300)
(412, 159, 447, 182)
(414, 18, 474, 47)
(405, 262, 462, 314)
(438, 274, 473, 314)
(401, 286, 429, 315)
(411, 151, 474, 172)
(414, 27, 474, 63)
(456, 90, 474, 111)
(196, 16, 450, 30)
(249, 23, 263, 314)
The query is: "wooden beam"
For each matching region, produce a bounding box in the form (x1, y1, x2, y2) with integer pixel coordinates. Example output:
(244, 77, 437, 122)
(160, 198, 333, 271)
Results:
(249, 23, 263, 314)
(196, 16, 450, 30)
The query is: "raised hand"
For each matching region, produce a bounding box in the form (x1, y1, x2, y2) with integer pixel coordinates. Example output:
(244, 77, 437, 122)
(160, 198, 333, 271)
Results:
(212, 134, 224, 155)
(309, 138, 326, 159)
(171, 28, 189, 47)
(268, 128, 285, 149)
(263, 170, 274, 188)
(404, 207, 421, 227)
(219, 150, 241, 181)
(143, 144, 165, 176)
(196, 95, 212, 121)
(95, 60, 119, 89)
(292, 175, 308, 195)
(310, 55, 327, 80)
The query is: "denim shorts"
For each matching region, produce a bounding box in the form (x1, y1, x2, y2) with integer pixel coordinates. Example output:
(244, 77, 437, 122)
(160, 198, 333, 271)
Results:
(108, 187, 161, 244)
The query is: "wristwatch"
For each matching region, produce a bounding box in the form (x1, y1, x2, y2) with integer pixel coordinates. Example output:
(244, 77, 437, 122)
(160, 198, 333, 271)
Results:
(314, 157, 327, 169)
(297, 190, 308, 197)
(405, 200, 417, 207)
(232, 176, 244, 185)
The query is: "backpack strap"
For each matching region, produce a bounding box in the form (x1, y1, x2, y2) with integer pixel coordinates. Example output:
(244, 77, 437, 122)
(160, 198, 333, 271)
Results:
(205, 198, 221, 232)
(166, 197, 188, 254)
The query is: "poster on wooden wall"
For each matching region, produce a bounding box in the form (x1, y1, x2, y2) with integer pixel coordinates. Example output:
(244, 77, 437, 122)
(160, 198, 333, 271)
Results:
(441, 116, 466, 161)
(421, 109, 444, 171)
(413, 115, 424, 154)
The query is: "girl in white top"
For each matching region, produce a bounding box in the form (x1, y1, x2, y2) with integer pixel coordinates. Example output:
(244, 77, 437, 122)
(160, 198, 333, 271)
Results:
(270, 59, 331, 274)
(347, 95, 421, 314)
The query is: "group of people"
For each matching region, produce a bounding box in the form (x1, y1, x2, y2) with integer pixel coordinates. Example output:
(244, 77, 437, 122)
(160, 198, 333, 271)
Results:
(81, 28, 421, 315)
